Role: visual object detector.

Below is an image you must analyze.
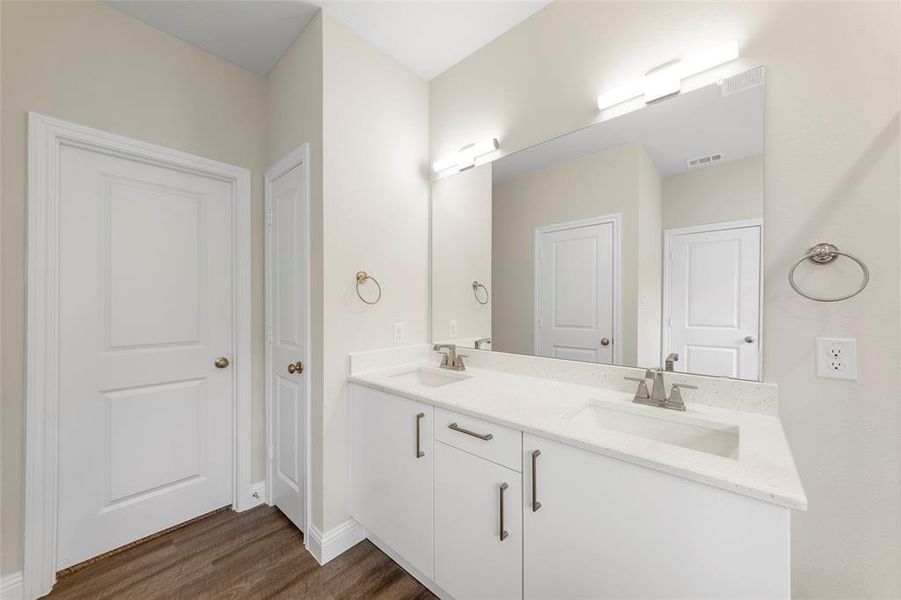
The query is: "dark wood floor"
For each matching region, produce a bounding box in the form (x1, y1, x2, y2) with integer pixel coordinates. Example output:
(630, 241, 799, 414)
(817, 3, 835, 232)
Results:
(47, 505, 436, 599)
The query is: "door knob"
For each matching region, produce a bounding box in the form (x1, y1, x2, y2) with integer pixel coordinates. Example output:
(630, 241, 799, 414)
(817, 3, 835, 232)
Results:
(287, 361, 304, 374)
(600, 338, 610, 347)
(744, 336, 756, 343)
(214, 356, 230, 369)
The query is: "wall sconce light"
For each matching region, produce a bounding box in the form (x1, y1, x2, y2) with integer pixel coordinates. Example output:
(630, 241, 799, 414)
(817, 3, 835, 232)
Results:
(596, 39, 740, 111)
(432, 138, 499, 175)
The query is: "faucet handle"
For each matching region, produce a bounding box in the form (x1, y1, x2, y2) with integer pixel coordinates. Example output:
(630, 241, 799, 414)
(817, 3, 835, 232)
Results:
(671, 383, 697, 390)
(665, 383, 697, 411)
(624, 376, 650, 400)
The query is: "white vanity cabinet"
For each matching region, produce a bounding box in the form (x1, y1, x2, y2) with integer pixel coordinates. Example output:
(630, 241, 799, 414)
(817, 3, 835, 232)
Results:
(350, 386, 435, 579)
(522, 433, 791, 599)
(434, 437, 522, 599)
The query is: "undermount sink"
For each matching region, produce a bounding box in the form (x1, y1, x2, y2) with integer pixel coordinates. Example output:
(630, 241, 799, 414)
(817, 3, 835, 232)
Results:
(389, 367, 470, 388)
(566, 402, 739, 459)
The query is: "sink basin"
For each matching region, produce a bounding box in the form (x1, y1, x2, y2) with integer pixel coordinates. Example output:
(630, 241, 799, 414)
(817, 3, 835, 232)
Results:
(566, 403, 739, 459)
(388, 367, 470, 388)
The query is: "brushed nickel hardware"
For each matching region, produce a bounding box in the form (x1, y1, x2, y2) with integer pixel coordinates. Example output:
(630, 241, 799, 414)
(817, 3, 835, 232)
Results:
(531, 450, 542, 512)
(355, 271, 382, 305)
(744, 336, 756, 344)
(433, 343, 466, 371)
(448, 422, 493, 441)
(474, 337, 491, 350)
(287, 361, 303, 374)
(472, 280, 489, 305)
(415, 412, 425, 458)
(600, 338, 610, 347)
(665, 352, 679, 371)
(624, 376, 650, 401)
(499, 482, 509, 541)
(789, 242, 869, 302)
(214, 356, 230, 369)
(665, 383, 698, 412)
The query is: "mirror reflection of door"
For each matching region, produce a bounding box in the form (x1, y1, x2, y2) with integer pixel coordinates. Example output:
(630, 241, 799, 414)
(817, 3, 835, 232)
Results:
(534, 217, 618, 364)
(664, 221, 761, 379)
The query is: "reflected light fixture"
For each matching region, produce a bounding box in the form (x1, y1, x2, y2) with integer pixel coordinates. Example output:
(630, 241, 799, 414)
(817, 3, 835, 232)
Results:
(432, 138, 499, 174)
(596, 39, 740, 111)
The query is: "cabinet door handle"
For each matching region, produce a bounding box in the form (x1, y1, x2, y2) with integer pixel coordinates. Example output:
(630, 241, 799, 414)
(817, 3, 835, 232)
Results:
(448, 422, 493, 441)
(499, 482, 509, 541)
(531, 449, 542, 512)
(415, 412, 425, 458)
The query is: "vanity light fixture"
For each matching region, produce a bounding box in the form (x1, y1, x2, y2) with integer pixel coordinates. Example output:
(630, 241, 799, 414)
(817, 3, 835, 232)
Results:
(432, 138, 499, 174)
(596, 39, 740, 110)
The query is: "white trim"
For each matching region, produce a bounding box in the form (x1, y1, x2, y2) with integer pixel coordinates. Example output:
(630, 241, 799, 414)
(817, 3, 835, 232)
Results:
(24, 112, 253, 599)
(0, 572, 23, 600)
(306, 520, 368, 565)
(264, 144, 313, 543)
(533, 213, 623, 364)
(662, 218, 764, 381)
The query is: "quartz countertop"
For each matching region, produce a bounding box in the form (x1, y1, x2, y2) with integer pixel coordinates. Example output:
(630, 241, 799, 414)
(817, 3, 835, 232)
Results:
(348, 361, 807, 510)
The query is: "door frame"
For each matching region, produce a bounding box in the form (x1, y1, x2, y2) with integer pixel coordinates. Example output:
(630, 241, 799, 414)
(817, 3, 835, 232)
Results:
(24, 112, 253, 599)
(662, 218, 764, 380)
(533, 213, 623, 364)
(263, 144, 312, 541)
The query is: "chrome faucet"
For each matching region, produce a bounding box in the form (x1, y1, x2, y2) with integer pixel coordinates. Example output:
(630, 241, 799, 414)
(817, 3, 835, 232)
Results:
(474, 337, 491, 350)
(624, 368, 697, 411)
(665, 352, 679, 371)
(433, 343, 466, 371)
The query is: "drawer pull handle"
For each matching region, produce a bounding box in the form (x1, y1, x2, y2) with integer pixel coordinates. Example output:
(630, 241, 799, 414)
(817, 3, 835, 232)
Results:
(448, 422, 493, 441)
(415, 412, 425, 458)
(499, 482, 509, 541)
(531, 449, 542, 512)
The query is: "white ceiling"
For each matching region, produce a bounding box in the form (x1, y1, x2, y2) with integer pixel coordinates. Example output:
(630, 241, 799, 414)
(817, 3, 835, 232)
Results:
(492, 72, 765, 184)
(104, 1, 550, 79)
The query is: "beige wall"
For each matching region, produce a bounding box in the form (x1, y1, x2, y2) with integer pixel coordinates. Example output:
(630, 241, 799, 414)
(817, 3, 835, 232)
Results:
(663, 155, 764, 230)
(491, 143, 656, 364)
(635, 148, 662, 368)
(431, 2, 901, 597)
(265, 12, 325, 528)
(320, 14, 429, 530)
(0, 1, 268, 576)
(431, 164, 492, 346)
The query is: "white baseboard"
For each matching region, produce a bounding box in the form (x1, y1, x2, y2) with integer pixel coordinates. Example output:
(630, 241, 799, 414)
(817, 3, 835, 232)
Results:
(248, 480, 266, 508)
(0, 572, 23, 600)
(306, 519, 367, 565)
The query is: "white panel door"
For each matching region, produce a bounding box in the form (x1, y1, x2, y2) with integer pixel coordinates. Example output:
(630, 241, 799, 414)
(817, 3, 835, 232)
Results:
(350, 386, 434, 579)
(267, 162, 307, 531)
(435, 442, 522, 600)
(667, 223, 761, 379)
(58, 144, 233, 569)
(536, 220, 615, 363)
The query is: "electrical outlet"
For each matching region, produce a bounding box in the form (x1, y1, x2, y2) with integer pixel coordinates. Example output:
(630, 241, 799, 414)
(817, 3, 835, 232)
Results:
(816, 337, 857, 380)
(449, 320, 458, 338)
(393, 322, 405, 344)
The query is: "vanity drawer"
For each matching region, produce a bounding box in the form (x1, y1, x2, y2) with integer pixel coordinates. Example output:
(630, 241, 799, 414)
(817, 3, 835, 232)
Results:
(434, 407, 521, 471)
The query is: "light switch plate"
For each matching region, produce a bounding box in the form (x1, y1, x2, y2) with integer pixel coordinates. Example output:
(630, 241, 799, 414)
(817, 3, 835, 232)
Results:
(816, 337, 857, 380)
(393, 322, 405, 345)
(449, 320, 458, 338)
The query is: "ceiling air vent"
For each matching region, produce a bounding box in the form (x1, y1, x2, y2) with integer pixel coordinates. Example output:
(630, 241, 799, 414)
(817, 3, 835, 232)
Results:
(721, 66, 765, 96)
(686, 153, 724, 169)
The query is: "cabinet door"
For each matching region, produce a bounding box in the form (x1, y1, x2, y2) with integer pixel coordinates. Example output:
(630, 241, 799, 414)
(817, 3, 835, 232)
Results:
(435, 442, 522, 600)
(523, 434, 789, 600)
(350, 385, 434, 578)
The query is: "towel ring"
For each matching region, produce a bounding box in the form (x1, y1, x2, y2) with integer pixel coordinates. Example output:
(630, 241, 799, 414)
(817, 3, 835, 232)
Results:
(788, 243, 869, 302)
(355, 271, 382, 305)
(472, 280, 489, 305)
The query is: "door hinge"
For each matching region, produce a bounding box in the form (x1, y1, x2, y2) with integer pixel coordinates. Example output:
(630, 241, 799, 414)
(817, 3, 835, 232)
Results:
(267, 445, 274, 461)
(266, 325, 273, 343)
(266, 211, 273, 226)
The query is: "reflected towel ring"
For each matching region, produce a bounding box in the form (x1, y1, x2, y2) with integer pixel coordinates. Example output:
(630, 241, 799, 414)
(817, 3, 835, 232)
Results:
(788, 243, 869, 302)
(472, 280, 489, 305)
(355, 271, 382, 305)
